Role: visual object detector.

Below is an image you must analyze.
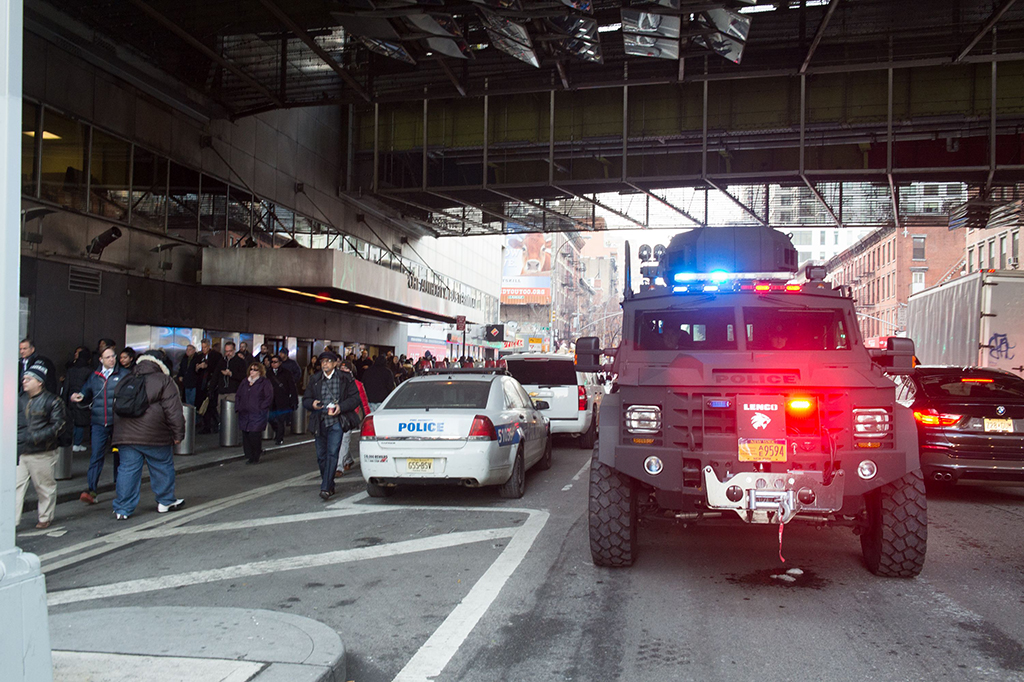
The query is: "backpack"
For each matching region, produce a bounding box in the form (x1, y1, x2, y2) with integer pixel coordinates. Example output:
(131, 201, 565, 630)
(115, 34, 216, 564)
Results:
(113, 373, 150, 418)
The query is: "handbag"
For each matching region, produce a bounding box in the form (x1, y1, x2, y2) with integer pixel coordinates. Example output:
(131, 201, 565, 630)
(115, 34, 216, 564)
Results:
(340, 409, 362, 433)
(197, 396, 209, 416)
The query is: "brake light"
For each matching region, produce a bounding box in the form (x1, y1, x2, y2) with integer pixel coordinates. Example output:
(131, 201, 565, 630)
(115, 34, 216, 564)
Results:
(960, 378, 994, 383)
(914, 409, 963, 427)
(360, 415, 376, 439)
(468, 415, 498, 440)
(788, 398, 813, 410)
(578, 386, 587, 411)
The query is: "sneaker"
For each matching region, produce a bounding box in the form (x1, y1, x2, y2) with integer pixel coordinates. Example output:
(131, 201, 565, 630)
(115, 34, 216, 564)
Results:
(72, 445, 87, 452)
(80, 491, 97, 505)
(157, 499, 185, 513)
(114, 512, 129, 521)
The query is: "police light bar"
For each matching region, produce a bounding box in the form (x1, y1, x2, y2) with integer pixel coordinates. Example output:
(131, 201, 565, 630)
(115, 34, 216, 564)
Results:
(670, 280, 803, 294)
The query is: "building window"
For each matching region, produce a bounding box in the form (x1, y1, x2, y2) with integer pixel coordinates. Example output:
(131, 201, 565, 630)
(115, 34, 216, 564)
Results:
(911, 271, 925, 294)
(978, 247, 984, 271)
(912, 236, 926, 260)
(22, 100, 39, 197)
(89, 130, 131, 221)
(1013, 231, 1020, 263)
(988, 240, 996, 269)
(834, 230, 839, 245)
(39, 109, 88, 211)
(967, 248, 974, 273)
(820, 231, 826, 245)
(798, 250, 810, 263)
(131, 147, 169, 232)
(1000, 236, 1008, 269)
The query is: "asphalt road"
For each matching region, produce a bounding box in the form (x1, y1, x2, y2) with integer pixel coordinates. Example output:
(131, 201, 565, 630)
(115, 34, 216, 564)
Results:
(20, 439, 1024, 682)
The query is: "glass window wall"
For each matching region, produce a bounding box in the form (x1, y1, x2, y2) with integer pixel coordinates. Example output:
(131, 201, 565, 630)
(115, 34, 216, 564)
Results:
(167, 162, 201, 242)
(131, 147, 169, 231)
(39, 109, 88, 210)
(22, 101, 39, 197)
(89, 130, 131, 221)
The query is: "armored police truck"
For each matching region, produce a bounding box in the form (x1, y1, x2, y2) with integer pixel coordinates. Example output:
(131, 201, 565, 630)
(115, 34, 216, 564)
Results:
(575, 227, 927, 577)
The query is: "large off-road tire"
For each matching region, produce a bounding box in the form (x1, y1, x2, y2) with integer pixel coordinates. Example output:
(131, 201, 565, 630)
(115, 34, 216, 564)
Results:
(366, 480, 396, 498)
(589, 452, 638, 567)
(498, 448, 526, 499)
(537, 431, 553, 471)
(861, 470, 928, 578)
(578, 410, 598, 449)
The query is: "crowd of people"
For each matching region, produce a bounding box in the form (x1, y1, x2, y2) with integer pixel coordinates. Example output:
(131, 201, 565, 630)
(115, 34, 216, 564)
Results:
(14, 335, 494, 529)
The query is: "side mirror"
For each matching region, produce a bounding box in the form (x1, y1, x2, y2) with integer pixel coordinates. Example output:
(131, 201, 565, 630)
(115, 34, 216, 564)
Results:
(533, 399, 550, 410)
(574, 336, 602, 372)
(869, 337, 916, 375)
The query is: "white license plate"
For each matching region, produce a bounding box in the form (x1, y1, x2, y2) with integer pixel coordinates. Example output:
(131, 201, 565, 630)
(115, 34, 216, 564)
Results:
(406, 458, 434, 473)
(984, 418, 1014, 433)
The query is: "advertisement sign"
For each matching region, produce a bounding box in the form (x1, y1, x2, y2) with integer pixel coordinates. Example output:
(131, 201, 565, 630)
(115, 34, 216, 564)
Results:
(502, 233, 553, 305)
(529, 337, 543, 351)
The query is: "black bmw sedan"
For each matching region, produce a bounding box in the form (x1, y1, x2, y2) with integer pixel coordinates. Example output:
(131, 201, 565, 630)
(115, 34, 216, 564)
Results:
(893, 366, 1024, 486)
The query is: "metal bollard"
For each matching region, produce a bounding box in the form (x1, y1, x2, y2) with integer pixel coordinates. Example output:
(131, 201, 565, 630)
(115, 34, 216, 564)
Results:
(54, 444, 73, 480)
(292, 402, 307, 435)
(219, 395, 240, 447)
(175, 404, 196, 455)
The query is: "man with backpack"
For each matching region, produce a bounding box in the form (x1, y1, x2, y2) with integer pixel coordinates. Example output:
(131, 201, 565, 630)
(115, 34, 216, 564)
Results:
(17, 362, 69, 529)
(71, 346, 129, 505)
(110, 350, 185, 520)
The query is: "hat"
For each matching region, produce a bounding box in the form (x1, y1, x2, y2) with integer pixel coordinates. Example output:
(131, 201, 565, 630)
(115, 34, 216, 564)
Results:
(24, 362, 47, 384)
(318, 350, 339, 363)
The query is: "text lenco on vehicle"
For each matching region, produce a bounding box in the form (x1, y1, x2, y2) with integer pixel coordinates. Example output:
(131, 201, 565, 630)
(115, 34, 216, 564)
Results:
(575, 227, 927, 577)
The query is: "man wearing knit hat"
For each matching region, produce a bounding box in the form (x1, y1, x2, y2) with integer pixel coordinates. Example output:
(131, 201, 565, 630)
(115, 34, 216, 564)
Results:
(302, 350, 360, 499)
(16, 362, 68, 529)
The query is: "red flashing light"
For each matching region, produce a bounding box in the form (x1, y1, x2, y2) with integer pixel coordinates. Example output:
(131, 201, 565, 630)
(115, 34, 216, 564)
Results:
(361, 415, 376, 438)
(788, 398, 813, 411)
(961, 377, 994, 383)
(740, 284, 756, 291)
(578, 385, 588, 411)
(913, 409, 962, 427)
(469, 415, 498, 440)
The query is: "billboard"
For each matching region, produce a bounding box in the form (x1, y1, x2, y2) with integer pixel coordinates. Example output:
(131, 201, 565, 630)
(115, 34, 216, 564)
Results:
(502, 233, 552, 305)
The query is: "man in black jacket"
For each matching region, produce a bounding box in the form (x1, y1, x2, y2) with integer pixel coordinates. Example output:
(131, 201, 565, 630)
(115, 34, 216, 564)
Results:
(19, 338, 57, 394)
(361, 355, 396, 411)
(195, 338, 223, 433)
(177, 344, 199, 405)
(220, 341, 247, 395)
(303, 351, 360, 499)
(16, 363, 67, 529)
(267, 355, 298, 444)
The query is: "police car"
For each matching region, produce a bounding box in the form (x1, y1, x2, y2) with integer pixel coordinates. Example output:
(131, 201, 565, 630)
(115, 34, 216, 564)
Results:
(359, 369, 552, 498)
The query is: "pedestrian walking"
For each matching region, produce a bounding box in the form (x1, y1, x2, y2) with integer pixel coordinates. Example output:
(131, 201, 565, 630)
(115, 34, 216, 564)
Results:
(19, 337, 57, 394)
(267, 354, 298, 444)
(220, 341, 246, 396)
(354, 349, 372, 380)
(303, 351, 360, 500)
(335, 360, 370, 477)
(176, 344, 199, 405)
(235, 361, 273, 465)
(111, 351, 185, 520)
(278, 349, 302, 385)
(71, 346, 129, 504)
(361, 355, 395, 412)
(194, 339, 223, 434)
(16, 362, 68, 529)
(62, 346, 93, 453)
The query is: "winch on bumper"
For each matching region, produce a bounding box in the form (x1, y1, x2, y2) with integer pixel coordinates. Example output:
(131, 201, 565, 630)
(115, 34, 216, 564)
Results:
(702, 466, 845, 524)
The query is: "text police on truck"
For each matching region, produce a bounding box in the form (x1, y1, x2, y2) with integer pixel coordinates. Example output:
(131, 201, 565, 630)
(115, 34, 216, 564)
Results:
(576, 226, 927, 577)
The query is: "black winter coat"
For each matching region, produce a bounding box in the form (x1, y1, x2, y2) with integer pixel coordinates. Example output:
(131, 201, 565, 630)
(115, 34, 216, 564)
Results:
(18, 390, 67, 460)
(361, 358, 396, 403)
(267, 367, 298, 413)
(302, 370, 360, 435)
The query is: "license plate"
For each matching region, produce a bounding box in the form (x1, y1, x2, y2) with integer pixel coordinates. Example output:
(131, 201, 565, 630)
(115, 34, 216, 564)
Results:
(406, 458, 434, 473)
(984, 418, 1014, 433)
(738, 438, 788, 462)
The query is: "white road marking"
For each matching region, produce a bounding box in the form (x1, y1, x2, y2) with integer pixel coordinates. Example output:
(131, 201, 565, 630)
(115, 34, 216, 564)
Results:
(561, 458, 592, 492)
(392, 510, 549, 682)
(47, 527, 516, 607)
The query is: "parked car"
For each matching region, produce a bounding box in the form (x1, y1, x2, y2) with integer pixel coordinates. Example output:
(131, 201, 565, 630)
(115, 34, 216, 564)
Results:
(893, 366, 1024, 486)
(359, 369, 551, 498)
(503, 353, 601, 448)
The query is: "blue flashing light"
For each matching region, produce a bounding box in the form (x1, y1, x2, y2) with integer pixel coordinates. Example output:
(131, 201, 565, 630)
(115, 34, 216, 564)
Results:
(673, 272, 691, 283)
(708, 399, 731, 409)
(672, 285, 689, 293)
(709, 270, 730, 283)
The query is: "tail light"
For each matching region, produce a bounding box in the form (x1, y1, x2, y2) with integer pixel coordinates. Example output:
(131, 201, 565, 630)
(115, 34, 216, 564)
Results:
(914, 409, 963, 427)
(785, 396, 819, 435)
(360, 415, 376, 439)
(468, 415, 498, 440)
(578, 386, 587, 411)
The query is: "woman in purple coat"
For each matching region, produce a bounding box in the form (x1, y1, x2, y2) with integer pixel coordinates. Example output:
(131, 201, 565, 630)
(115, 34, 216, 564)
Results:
(235, 361, 274, 464)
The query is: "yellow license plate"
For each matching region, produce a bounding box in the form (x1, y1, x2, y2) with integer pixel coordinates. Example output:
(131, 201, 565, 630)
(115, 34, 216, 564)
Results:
(984, 418, 1014, 433)
(738, 438, 788, 462)
(406, 458, 434, 473)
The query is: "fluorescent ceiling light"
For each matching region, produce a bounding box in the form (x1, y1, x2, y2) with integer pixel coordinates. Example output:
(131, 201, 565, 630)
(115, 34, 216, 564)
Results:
(598, 23, 621, 33)
(23, 130, 62, 140)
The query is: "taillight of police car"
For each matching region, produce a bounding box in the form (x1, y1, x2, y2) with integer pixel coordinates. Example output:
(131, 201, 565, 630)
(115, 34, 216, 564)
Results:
(625, 405, 661, 433)
(913, 409, 963, 427)
(361, 415, 376, 439)
(468, 415, 498, 441)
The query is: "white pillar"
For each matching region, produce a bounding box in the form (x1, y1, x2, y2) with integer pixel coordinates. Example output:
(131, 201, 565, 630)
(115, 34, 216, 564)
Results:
(0, 0, 54, 679)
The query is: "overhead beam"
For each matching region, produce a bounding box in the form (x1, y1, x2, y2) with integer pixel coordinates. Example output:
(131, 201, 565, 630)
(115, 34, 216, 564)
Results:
(259, 0, 371, 102)
(888, 173, 901, 232)
(436, 58, 466, 97)
(488, 190, 582, 228)
(555, 187, 646, 229)
(427, 191, 536, 230)
(800, 175, 842, 227)
(954, 0, 1018, 63)
(625, 182, 705, 227)
(800, 0, 840, 74)
(705, 180, 767, 225)
(555, 61, 569, 90)
(127, 0, 283, 108)
(377, 193, 486, 234)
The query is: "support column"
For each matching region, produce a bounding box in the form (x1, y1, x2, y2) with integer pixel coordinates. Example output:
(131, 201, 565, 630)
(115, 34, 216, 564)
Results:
(0, 0, 54, 680)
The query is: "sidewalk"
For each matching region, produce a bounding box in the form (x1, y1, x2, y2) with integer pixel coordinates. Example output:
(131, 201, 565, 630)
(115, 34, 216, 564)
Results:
(22, 431, 315, 510)
(50, 606, 346, 682)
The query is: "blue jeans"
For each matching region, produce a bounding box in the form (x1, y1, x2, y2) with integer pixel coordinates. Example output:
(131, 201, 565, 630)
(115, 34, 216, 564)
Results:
(315, 423, 344, 492)
(87, 423, 118, 493)
(73, 425, 86, 447)
(113, 444, 178, 516)
(184, 388, 196, 406)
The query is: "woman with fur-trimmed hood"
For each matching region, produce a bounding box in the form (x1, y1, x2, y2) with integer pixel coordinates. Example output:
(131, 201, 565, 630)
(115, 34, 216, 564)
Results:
(111, 350, 186, 520)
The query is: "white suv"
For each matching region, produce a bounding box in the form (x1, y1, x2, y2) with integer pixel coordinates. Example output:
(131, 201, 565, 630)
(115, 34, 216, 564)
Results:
(504, 353, 600, 448)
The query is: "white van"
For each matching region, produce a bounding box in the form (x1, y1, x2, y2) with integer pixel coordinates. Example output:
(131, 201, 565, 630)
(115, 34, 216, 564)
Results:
(504, 353, 600, 448)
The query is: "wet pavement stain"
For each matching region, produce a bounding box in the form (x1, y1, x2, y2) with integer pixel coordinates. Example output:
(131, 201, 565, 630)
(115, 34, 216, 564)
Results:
(958, 621, 1024, 672)
(725, 567, 830, 589)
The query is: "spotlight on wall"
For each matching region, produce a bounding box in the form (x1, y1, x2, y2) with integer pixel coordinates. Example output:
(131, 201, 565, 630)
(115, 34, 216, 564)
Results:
(87, 226, 122, 260)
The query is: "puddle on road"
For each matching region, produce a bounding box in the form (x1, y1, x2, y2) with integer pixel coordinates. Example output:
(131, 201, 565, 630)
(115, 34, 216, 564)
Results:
(725, 567, 830, 589)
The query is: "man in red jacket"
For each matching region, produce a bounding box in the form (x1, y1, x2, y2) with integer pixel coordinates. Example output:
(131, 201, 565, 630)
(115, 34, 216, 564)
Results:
(111, 351, 185, 520)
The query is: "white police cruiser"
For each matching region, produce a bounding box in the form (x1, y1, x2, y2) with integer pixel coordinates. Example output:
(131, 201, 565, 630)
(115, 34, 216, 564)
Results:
(359, 369, 552, 498)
